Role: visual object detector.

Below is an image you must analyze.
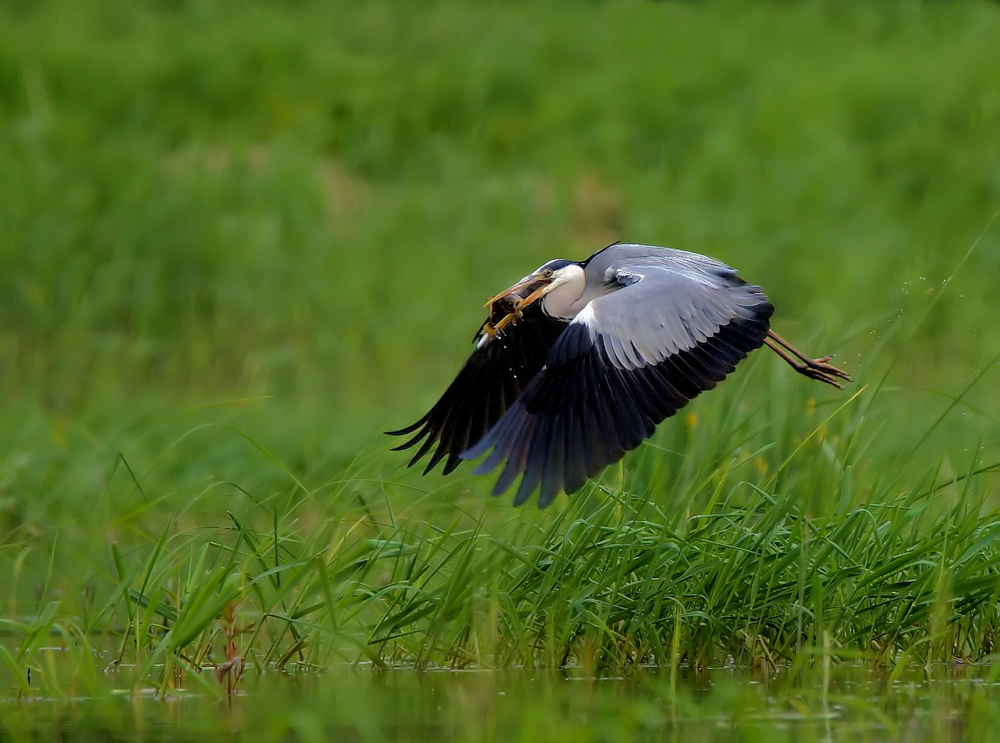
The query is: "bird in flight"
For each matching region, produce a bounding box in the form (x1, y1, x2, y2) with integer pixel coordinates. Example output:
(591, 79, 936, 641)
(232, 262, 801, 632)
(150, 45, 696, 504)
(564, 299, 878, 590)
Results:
(388, 243, 850, 508)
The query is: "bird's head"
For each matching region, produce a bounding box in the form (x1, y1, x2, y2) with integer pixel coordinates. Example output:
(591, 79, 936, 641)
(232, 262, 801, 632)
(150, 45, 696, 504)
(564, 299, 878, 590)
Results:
(487, 259, 585, 311)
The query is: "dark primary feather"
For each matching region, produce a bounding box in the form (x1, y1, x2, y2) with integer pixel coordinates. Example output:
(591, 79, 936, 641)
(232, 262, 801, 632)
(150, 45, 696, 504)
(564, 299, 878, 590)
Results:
(386, 302, 567, 475)
(463, 300, 774, 507)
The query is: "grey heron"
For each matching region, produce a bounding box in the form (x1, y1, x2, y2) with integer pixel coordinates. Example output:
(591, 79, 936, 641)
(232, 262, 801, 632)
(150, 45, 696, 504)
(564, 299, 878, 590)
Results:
(389, 243, 850, 507)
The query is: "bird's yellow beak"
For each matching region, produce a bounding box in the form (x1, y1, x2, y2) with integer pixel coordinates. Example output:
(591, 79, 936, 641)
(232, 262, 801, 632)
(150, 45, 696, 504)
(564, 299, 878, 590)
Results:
(485, 272, 553, 309)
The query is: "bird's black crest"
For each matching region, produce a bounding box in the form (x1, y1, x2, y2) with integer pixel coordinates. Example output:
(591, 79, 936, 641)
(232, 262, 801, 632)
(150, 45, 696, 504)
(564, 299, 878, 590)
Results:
(535, 258, 578, 273)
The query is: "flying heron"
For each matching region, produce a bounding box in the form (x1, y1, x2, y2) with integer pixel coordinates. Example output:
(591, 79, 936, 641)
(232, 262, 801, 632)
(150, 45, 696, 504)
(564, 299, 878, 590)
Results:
(389, 243, 850, 507)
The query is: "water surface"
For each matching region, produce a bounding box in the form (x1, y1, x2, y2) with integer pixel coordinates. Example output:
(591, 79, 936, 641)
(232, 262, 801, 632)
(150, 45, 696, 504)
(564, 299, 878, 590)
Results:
(2, 663, 998, 742)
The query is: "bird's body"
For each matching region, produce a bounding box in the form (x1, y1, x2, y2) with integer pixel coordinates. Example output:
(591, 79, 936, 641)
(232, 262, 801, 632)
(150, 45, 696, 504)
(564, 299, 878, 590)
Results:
(389, 243, 849, 507)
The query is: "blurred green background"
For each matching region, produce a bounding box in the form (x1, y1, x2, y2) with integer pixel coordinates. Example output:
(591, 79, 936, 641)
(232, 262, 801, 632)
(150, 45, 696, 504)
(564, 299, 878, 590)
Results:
(2, 0, 1000, 559)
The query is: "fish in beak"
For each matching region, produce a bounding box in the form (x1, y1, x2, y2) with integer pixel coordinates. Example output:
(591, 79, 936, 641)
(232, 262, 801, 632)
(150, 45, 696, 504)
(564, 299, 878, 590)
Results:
(480, 272, 555, 338)
(486, 271, 554, 310)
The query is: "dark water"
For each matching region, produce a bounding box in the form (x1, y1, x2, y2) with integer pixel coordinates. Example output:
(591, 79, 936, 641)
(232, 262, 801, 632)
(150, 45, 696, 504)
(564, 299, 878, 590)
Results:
(2, 663, 999, 742)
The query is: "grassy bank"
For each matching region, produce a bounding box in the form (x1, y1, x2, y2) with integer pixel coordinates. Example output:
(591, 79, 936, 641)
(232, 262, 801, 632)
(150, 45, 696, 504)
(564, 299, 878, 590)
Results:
(2, 0, 1000, 698)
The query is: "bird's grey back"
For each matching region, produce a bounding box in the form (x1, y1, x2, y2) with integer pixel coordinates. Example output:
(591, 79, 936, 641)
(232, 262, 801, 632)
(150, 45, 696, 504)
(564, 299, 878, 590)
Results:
(576, 244, 767, 368)
(583, 243, 740, 286)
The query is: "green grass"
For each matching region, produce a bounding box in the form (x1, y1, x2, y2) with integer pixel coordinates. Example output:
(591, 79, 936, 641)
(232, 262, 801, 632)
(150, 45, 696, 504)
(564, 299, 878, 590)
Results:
(6, 355, 1000, 697)
(3, 0, 1000, 708)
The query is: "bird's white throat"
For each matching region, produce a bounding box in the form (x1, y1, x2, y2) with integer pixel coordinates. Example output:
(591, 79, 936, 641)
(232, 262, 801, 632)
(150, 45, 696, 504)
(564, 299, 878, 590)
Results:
(540, 264, 587, 319)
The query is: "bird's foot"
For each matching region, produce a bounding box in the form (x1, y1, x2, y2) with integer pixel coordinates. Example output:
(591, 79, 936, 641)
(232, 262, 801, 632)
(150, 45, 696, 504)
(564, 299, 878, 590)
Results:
(765, 331, 852, 389)
(790, 356, 852, 389)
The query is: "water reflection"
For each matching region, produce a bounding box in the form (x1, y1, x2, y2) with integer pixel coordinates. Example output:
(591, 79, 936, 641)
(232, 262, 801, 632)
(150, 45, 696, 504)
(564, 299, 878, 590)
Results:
(1, 664, 999, 742)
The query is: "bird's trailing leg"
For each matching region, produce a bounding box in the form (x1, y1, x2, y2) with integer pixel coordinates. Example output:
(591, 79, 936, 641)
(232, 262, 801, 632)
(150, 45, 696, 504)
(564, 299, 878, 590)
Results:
(764, 330, 852, 389)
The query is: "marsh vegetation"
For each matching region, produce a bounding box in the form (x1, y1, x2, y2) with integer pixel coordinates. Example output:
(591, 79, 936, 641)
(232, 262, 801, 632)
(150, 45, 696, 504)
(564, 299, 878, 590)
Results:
(2, 0, 1000, 739)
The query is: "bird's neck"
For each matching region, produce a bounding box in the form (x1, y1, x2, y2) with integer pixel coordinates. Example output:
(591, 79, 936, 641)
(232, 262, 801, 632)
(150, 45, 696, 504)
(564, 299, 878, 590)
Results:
(540, 266, 587, 320)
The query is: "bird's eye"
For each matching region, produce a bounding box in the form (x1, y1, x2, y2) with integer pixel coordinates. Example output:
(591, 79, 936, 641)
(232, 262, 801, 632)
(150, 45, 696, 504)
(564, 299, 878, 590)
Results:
(543, 269, 554, 278)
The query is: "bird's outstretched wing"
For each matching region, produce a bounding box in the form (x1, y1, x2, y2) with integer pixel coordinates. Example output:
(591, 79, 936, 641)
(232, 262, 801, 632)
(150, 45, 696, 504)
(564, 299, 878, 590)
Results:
(462, 257, 774, 507)
(387, 302, 567, 475)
